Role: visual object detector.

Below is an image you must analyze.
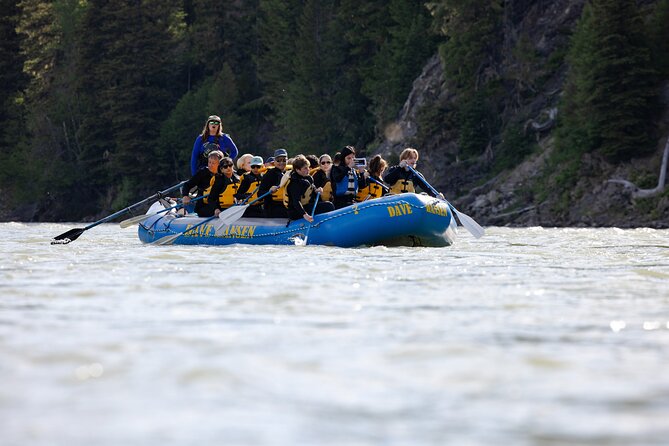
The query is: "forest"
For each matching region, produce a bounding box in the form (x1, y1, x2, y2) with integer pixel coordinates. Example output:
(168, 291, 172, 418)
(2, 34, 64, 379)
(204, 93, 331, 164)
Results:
(1, 0, 668, 224)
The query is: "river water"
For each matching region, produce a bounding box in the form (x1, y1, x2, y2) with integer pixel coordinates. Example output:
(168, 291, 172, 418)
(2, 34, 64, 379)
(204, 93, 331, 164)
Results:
(1, 223, 668, 445)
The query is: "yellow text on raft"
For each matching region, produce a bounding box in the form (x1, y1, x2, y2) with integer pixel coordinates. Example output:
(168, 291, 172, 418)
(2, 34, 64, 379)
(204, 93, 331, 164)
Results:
(387, 203, 413, 218)
(425, 203, 449, 217)
(183, 224, 215, 237)
(220, 225, 257, 238)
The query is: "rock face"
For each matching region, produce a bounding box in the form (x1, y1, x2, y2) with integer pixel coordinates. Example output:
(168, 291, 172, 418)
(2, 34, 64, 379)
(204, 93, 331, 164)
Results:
(373, 0, 669, 228)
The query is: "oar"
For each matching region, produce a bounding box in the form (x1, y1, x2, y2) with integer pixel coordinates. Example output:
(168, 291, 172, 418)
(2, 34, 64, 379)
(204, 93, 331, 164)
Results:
(405, 165, 484, 239)
(119, 194, 209, 228)
(51, 181, 186, 245)
(218, 189, 271, 225)
(367, 176, 390, 193)
(152, 216, 217, 246)
(295, 192, 321, 246)
(152, 190, 273, 246)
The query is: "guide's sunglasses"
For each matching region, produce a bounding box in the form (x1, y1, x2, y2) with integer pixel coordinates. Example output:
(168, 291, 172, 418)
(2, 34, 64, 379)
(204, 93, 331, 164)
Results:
(208, 121, 220, 126)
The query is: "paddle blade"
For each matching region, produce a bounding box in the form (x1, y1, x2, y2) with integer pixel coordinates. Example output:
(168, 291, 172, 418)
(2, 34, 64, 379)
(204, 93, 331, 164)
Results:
(51, 228, 85, 245)
(294, 235, 306, 246)
(119, 214, 151, 228)
(451, 207, 485, 239)
(151, 234, 181, 246)
(218, 205, 248, 225)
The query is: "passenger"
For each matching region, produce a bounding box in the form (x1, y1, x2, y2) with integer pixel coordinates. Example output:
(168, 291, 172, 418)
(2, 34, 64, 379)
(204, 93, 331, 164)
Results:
(384, 147, 442, 198)
(190, 115, 239, 176)
(313, 154, 333, 202)
(356, 154, 388, 201)
(284, 155, 335, 221)
(258, 149, 289, 218)
(236, 153, 253, 176)
(210, 157, 241, 216)
(265, 156, 275, 168)
(330, 145, 367, 209)
(235, 156, 265, 218)
(333, 152, 342, 166)
(306, 154, 319, 169)
(181, 150, 224, 217)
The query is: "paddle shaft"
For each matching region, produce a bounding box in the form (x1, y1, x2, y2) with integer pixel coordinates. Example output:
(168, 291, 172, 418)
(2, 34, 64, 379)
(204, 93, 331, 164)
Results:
(301, 192, 321, 245)
(367, 176, 390, 193)
(86, 181, 186, 231)
(155, 190, 275, 245)
(405, 165, 484, 238)
(52, 181, 186, 243)
(119, 194, 209, 228)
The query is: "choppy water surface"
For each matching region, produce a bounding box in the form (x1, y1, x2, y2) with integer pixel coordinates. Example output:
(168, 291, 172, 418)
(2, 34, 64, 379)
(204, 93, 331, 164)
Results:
(1, 223, 668, 445)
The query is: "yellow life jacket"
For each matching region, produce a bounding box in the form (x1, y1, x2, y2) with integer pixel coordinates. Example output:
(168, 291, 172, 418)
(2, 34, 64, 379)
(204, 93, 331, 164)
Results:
(271, 170, 290, 203)
(356, 181, 384, 201)
(356, 185, 370, 202)
(321, 181, 333, 202)
(312, 167, 332, 202)
(282, 177, 313, 209)
(389, 178, 415, 194)
(241, 172, 261, 205)
(218, 177, 240, 209)
(202, 175, 217, 204)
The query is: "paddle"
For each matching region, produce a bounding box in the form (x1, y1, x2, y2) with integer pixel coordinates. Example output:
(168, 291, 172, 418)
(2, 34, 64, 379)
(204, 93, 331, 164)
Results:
(405, 165, 485, 239)
(217, 189, 271, 225)
(152, 190, 273, 246)
(367, 176, 390, 193)
(294, 192, 321, 246)
(51, 181, 186, 245)
(152, 215, 217, 246)
(119, 194, 209, 228)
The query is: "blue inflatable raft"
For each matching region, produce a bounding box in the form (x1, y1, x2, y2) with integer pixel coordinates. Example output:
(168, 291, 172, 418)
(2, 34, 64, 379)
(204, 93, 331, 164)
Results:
(138, 193, 457, 247)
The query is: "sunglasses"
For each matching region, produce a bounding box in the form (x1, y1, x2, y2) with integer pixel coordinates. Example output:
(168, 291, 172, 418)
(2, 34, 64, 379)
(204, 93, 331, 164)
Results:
(251, 165, 261, 168)
(275, 157, 287, 162)
(208, 121, 220, 126)
(320, 160, 332, 165)
(221, 164, 233, 168)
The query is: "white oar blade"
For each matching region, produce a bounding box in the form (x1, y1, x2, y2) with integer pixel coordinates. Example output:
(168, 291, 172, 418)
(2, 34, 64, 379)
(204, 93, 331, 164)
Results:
(294, 235, 306, 246)
(218, 205, 248, 225)
(452, 208, 485, 239)
(152, 234, 180, 246)
(119, 214, 151, 228)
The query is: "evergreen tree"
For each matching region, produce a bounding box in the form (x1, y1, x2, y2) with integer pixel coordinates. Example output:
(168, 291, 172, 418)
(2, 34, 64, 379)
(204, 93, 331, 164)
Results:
(78, 0, 184, 208)
(0, 0, 26, 146)
(278, 0, 340, 151)
(362, 0, 438, 127)
(11, 0, 88, 215)
(256, 0, 301, 122)
(428, 0, 503, 157)
(0, 0, 28, 201)
(648, 0, 669, 79)
(557, 0, 657, 162)
(429, 0, 503, 93)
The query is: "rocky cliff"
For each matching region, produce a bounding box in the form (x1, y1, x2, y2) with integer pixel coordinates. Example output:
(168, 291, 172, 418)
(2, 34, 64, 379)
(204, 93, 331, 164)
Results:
(373, 0, 668, 228)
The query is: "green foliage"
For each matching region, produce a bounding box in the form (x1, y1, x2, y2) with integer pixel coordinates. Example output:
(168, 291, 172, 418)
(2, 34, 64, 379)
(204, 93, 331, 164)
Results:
(456, 88, 500, 158)
(428, 0, 503, 160)
(556, 0, 657, 163)
(361, 0, 438, 126)
(78, 0, 183, 189)
(430, 0, 503, 93)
